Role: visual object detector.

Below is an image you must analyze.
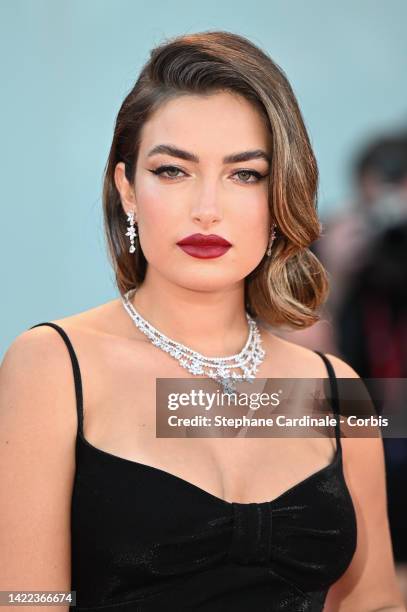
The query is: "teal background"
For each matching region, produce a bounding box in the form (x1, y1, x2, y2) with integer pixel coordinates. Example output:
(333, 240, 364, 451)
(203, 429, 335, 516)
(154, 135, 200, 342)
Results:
(1, 0, 407, 356)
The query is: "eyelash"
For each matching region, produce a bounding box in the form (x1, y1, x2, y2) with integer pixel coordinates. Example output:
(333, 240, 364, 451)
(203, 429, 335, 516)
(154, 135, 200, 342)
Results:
(149, 165, 267, 184)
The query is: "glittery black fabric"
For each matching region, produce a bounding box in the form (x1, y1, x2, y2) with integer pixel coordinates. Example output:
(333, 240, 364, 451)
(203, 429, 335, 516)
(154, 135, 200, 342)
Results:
(30, 323, 358, 612)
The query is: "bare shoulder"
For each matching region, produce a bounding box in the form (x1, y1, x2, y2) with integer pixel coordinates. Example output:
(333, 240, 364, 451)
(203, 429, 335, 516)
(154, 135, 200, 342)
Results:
(0, 320, 82, 445)
(30, 296, 158, 409)
(322, 353, 360, 378)
(1, 296, 134, 420)
(2, 296, 114, 388)
(2, 320, 81, 397)
(259, 324, 360, 379)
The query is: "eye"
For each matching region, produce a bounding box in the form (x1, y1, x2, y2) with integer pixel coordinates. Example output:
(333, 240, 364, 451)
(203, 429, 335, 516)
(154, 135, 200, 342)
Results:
(232, 170, 266, 184)
(149, 165, 187, 179)
(148, 165, 267, 184)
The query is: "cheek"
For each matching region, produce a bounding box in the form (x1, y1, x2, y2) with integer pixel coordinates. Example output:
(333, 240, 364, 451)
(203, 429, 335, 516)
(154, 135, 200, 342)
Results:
(234, 196, 270, 252)
(135, 183, 179, 259)
(235, 215, 270, 267)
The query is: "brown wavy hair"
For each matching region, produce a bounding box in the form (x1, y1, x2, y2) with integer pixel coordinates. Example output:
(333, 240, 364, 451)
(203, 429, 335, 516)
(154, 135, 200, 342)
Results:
(102, 30, 329, 329)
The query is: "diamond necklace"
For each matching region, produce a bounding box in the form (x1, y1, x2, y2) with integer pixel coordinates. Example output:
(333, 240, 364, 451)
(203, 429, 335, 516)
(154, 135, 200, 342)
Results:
(121, 287, 266, 395)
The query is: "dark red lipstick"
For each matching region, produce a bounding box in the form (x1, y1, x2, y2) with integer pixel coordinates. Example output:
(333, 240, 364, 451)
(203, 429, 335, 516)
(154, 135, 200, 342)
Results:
(176, 233, 232, 259)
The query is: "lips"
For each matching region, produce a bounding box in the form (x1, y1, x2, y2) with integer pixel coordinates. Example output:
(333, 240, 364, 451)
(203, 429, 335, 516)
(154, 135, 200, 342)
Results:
(176, 233, 232, 259)
(177, 234, 232, 247)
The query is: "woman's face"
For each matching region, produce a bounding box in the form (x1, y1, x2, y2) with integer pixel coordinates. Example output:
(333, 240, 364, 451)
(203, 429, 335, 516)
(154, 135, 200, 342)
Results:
(115, 90, 272, 292)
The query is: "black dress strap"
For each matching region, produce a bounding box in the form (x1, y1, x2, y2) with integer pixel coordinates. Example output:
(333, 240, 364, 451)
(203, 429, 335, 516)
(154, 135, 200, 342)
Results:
(29, 322, 84, 437)
(313, 350, 342, 454)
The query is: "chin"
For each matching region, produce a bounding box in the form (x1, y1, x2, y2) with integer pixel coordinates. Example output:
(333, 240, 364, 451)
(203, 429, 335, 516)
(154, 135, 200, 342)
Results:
(171, 273, 243, 293)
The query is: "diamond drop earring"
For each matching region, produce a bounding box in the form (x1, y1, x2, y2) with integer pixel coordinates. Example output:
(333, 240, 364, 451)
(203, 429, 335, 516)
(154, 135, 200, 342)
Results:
(266, 223, 277, 257)
(126, 210, 137, 254)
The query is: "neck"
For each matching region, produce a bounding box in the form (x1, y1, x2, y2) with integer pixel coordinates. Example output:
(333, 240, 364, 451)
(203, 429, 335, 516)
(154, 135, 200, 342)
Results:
(129, 270, 251, 357)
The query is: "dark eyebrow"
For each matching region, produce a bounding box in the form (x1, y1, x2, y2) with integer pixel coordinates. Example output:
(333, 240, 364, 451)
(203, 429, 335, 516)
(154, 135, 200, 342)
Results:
(146, 144, 271, 164)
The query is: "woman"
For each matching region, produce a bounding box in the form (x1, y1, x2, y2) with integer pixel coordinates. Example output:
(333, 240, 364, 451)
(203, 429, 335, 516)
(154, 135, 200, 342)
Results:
(0, 30, 404, 611)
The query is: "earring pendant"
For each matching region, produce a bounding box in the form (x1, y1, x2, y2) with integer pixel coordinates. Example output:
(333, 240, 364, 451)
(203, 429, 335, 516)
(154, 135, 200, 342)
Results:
(126, 211, 138, 253)
(266, 224, 276, 257)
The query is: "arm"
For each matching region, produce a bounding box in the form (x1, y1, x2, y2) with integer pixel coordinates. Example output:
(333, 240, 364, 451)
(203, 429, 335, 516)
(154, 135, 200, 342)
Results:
(323, 354, 406, 612)
(0, 327, 77, 611)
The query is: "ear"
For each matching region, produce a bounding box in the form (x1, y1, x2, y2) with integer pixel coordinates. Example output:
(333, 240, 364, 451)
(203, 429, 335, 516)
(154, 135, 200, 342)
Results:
(114, 162, 137, 219)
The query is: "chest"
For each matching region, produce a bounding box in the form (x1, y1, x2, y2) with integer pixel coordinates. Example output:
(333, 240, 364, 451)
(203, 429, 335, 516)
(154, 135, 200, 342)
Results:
(81, 340, 335, 504)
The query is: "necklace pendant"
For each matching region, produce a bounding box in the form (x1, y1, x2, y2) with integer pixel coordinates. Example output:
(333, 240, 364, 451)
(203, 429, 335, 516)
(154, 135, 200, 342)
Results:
(222, 378, 237, 395)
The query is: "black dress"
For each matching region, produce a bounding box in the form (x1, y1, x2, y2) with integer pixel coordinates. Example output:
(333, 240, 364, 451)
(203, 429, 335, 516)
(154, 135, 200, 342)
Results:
(30, 322, 357, 611)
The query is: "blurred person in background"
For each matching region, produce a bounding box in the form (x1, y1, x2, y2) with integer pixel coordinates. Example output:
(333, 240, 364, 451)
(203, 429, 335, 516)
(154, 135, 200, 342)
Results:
(322, 131, 407, 314)
(275, 131, 407, 352)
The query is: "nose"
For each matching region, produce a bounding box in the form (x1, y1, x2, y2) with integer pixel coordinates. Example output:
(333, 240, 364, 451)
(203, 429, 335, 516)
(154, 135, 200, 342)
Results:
(190, 179, 224, 227)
